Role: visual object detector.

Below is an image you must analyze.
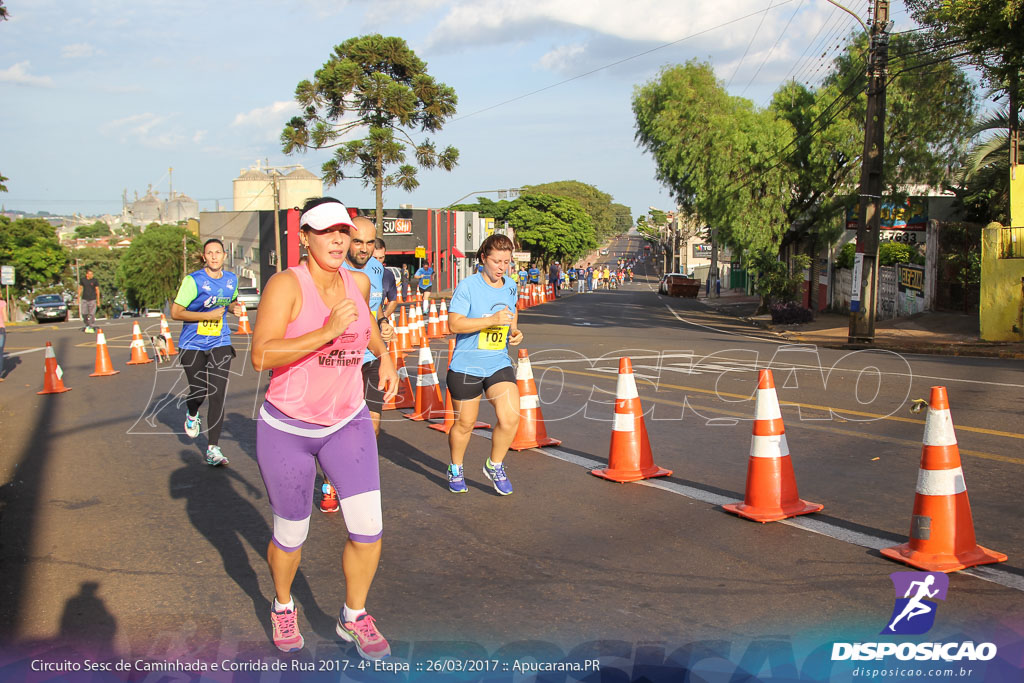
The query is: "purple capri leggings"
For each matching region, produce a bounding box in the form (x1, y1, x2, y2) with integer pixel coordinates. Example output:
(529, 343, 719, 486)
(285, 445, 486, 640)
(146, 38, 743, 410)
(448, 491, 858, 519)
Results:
(256, 401, 382, 550)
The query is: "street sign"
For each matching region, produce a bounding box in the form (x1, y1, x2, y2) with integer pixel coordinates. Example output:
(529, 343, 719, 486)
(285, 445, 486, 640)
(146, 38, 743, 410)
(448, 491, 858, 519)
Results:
(414, 246, 426, 258)
(513, 251, 531, 262)
(1, 265, 14, 285)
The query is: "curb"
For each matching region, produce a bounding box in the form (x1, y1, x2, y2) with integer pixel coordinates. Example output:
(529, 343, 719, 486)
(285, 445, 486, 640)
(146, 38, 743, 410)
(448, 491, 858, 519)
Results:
(697, 299, 1024, 360)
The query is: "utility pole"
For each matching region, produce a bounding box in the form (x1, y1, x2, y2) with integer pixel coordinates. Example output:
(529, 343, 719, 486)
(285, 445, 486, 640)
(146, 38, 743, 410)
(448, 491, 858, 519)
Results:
(271, 171, 282, 273)
(848, 0, 891, 344)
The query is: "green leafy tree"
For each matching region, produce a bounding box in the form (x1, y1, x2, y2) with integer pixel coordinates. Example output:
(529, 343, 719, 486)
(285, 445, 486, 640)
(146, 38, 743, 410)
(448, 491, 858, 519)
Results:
(116, 224, 202, 309)
(633, 60, 794, 280)
(0, 216, 69, 297)
(521, 181, 621, 241)
(956, 109, 1012, 224)
(449, 197, 509, 218)
(0, 172, 8, 193)
(905, 0, 1023, 99)
(503, 194, 596, 265)
(611, 203, 632, 233)
(74, 221, 113, 239)
(770, 31, 974, 247)
(281, 34, 459, 227)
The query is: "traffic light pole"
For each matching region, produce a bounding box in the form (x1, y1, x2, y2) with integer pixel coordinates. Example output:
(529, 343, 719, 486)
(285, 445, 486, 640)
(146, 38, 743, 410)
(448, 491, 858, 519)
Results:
(848, 0, 890, 344)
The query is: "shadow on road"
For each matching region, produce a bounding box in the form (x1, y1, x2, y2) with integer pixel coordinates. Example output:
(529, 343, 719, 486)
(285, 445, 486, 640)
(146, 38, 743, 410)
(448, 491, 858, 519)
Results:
(167, 450, 334, 643)
(59, 581, 117, 656)
(0, 338, 72, 642)
(377, 430, 495, 495)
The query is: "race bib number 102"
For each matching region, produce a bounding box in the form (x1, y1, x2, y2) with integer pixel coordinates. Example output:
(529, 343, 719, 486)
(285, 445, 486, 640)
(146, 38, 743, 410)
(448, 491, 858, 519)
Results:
(477, 325, 509, 350)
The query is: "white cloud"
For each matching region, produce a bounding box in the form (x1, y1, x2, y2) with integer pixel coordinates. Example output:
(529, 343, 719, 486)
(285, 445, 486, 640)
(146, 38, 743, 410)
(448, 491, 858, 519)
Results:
(0, 61, 54, 87)
(101, 113, 187, 148)
(61, 43, 101, 59)
(193, 130, 207, 144)
(231, 100, 302, 142)
(537, 43, 585, 72)
(231, 100, 301, 128)
(424, 0, 838, 85)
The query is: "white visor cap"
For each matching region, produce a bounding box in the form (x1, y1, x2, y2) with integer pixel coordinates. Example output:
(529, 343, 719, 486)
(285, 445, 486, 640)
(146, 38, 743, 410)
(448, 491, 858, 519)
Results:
(299, 202, 357, 231)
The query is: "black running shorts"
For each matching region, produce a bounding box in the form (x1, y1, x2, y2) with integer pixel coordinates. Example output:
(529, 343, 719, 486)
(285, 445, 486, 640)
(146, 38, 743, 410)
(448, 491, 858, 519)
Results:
(446, 367, 517, 402)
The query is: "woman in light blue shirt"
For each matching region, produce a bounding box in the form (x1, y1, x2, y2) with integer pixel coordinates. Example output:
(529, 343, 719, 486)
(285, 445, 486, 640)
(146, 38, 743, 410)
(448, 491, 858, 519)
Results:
(444, 234, 523, 496)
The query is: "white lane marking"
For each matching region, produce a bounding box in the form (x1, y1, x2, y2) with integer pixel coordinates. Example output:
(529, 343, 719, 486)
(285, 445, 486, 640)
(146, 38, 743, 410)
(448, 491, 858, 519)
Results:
(8, 347, 46, 356)
(530, 353, 1024, 389)
(664, 301, 785, 344)
(466, 427, 1024, 593)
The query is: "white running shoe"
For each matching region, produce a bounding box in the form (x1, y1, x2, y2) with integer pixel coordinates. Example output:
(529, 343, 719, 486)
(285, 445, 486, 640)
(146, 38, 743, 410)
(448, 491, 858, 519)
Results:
(205, 445, 229, 466)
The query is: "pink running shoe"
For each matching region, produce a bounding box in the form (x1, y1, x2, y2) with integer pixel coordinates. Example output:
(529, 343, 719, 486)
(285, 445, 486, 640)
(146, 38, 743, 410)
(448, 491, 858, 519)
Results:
(336, 613, 391, 660)
(270, 606, 304, 653)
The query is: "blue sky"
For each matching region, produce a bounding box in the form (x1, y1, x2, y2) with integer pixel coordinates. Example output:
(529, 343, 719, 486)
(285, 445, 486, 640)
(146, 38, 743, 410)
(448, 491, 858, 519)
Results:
(1, 0, 917, 220)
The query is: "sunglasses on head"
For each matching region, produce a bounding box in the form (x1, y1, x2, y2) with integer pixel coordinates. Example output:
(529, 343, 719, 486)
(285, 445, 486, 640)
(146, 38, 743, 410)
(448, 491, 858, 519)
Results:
(305, 224, 351, 236)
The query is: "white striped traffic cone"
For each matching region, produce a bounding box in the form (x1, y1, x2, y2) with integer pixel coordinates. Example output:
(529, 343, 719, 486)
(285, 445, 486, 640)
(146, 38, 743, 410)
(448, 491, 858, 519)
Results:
(880, 386, 1007, 572)
(591, 357, 672, 482)
(722, 369, 822, 522)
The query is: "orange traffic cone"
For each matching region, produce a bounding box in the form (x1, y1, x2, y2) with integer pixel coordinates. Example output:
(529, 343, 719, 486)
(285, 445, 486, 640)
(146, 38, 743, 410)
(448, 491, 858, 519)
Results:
(723, 369, 822, 522)
(395, 306, 412, 352)
(518, 288, 528, 311)
(235, 307, 253, 335)
(591, 357, 672, 482)
(426, 302, 442, 339)
(37, 341, 72, 394)
(509, 348, 561, 450)
(89, 329, 120, 377)
(429, 339, 491, 433)
(126, 321, 154, 365)
(439, 299, 450, 336)
(412, 306, 425, 346)
(159, 314, 178, 355)
(382, 342, 415, 411)
(404, 341, 446, 421)
(880, 387, 1007, 572)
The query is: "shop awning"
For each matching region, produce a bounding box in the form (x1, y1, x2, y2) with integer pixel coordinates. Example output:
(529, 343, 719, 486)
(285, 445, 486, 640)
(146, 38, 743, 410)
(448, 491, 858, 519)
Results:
(450, 247, 466, 258)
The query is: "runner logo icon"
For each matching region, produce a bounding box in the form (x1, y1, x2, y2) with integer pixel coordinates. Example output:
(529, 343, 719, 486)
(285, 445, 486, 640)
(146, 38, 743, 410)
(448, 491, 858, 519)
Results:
(882, 571, 948, 635)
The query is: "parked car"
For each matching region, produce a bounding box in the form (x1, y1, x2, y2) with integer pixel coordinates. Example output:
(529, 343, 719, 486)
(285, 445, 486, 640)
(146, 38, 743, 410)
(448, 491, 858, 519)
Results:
(600, 248, 610, 255)
(32, 294, 69, 323)
(236, 286, 261, 308)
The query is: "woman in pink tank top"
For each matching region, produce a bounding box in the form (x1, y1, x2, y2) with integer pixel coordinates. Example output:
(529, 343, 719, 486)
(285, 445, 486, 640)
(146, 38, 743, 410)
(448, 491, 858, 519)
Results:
(250, 198, 398, 658)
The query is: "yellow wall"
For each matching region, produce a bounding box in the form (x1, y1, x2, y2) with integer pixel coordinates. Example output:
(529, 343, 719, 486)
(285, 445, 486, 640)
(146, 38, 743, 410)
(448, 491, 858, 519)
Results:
(979, 223, 1024, 341)
(1011, 165, 1024, 228)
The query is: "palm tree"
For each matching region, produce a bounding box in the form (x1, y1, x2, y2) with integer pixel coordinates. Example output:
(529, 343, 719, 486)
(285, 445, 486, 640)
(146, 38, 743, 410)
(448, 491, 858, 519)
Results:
(958, 108, 1012, 225)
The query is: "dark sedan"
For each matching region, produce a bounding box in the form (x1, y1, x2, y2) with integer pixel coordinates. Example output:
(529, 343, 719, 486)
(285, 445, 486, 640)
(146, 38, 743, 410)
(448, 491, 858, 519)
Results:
(32, 294, 69, 323)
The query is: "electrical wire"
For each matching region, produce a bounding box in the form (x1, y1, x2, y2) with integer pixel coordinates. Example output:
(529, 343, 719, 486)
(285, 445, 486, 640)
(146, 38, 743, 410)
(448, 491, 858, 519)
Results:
(741, 0, 806, 97)
(727, 0, 776, 89)
(451, 0, 796, 123)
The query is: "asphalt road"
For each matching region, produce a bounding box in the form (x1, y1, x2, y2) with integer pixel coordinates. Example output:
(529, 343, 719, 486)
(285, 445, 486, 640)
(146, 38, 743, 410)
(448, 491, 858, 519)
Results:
(1, 232, 1022, 676)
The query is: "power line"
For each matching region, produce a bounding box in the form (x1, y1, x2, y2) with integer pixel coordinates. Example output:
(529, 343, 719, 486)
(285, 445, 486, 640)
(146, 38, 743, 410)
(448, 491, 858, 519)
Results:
(727, 0, 776, 89)
(451, 0, 796, 123)
(741, 0, 806, 97)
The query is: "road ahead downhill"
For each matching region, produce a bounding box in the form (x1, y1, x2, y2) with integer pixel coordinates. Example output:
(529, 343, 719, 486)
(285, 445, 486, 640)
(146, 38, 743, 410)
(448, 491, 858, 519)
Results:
(1, 231, 1022, 678)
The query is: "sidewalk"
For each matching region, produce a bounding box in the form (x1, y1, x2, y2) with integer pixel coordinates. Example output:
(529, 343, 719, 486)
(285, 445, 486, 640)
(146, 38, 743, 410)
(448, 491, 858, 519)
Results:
(695, 288, 1024, 359)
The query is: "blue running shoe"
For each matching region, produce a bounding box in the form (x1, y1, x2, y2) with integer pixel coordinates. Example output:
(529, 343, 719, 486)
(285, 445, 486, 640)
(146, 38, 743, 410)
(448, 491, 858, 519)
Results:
(448, 464, 467, 493)
(482, 460, 513, 496)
